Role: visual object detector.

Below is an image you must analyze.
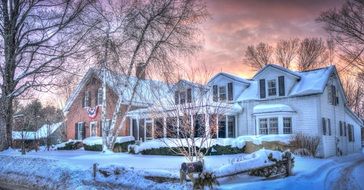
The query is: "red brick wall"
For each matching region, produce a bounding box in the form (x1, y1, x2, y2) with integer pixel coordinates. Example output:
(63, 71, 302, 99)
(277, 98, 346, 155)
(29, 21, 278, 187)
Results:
(65, 76, 130, 140)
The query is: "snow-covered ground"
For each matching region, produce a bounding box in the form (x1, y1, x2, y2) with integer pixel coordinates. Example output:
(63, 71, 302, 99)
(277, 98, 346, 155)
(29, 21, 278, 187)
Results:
(0, 148, 363, 190)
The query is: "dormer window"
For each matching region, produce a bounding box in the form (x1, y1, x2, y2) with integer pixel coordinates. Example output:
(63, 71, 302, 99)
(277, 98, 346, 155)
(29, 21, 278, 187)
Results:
(328, 84, 339, 106)
(219, 86, 226, 101)
(213, 82, 233, 102)
(268, 79, 277, 96)
(175, 88, 192, 104)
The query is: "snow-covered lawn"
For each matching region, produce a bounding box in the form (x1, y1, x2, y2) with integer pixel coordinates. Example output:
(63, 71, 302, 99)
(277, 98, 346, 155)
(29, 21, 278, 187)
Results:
(0, 148, 363, 190)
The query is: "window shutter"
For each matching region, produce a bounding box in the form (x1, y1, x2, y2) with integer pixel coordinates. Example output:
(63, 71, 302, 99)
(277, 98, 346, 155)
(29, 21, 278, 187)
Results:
(339, 121, 343, 136)
(322, 118, 326, 135)
(278, 76, 285, 96)
(95, 90, 99, 105)
(213, 85, 218, 102)
(75, 123, 78, 140)
(82, 122, 86, 139)
(331, 85, 336, 105)
(82, 92, 85, 107)
(187, 88, 192, 103)
(352, 125, 355, 142)
(228, 83, 233, 101)
(344, 122, 347, 136)
(328, 118, 331, 136)
(259, 79, 266, 99)
(327, 85, 332, 104)
(174, 90, 179, 104)
(88, 91, 91, 107)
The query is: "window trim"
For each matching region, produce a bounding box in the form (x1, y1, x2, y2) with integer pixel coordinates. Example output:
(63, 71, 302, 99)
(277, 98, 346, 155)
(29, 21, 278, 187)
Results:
(283, 117, 292, 134)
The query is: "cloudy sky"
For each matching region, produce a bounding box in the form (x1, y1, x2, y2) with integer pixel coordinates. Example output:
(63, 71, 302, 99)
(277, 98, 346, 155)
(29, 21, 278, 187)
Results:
(187, 0, 343, 78)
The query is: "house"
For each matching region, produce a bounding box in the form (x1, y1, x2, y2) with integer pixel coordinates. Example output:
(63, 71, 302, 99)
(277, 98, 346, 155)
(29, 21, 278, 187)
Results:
(65, 65, 363, 157)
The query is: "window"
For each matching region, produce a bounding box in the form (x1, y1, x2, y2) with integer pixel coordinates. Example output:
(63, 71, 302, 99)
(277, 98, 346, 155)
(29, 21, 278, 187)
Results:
(218, 115, 226, 138)
(269, 117, 278, 134)
(83, 91, 91, 107)
(166, 117, 178, 138)
(90, 122, 97, 136)
(283, 117, 292, 134)
(219, 86, 226, 101)
(268, 79, 277, 96)
(227, 116, 235, 138)
(145, 120, 153, 139)
(259, 118, 268, 135)
(76, 122, 84, 140)
(97, 88, 103, 105)
(194, 114, 205, 137)
(180, 91, 186, 104)
(328, 84, 339, 106)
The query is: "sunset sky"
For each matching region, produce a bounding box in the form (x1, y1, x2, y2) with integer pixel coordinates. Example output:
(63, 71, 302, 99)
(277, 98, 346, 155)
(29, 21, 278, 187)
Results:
(188, 0, 343, 78)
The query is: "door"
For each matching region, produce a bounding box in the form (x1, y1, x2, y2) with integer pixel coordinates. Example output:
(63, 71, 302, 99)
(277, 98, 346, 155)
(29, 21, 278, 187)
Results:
(145, 120, 153, 140)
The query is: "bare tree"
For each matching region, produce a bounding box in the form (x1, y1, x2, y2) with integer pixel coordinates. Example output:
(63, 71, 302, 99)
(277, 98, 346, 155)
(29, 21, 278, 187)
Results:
(297, 38, 328, 71)
(343, 74, 364, 118)
(275, 38, 299, 69)
(0, 0, 92, 150)
(318, 0, 364, 73)
(81, 0, 207, 152)
(244, 42, 274, 70)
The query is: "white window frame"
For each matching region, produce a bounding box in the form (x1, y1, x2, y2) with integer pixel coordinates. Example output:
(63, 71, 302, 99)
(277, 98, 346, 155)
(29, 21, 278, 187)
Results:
(283, 117, 292, 134)
(90, 121, 97, 137)
(267, 79, 277, 96)
(269, 117, 279, 134)
(219, 86, 227, 101)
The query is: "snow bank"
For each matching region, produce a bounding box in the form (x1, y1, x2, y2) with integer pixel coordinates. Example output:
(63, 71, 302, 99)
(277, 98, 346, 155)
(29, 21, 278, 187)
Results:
(83, 136, 135, 146)
(212, 149, 284, 177)
(54, 139, 82, 149)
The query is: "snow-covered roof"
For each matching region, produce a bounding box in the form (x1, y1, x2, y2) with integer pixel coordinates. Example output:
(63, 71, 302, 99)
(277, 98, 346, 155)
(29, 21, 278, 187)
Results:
(238, 65, 337, 101)
(63, 68, 173, 112)
(208, 72, 251, 85)
(253, 104, 295, 114)
(12, 122, 63, 140)
(12, 131, 37, 140)
(253, 64, 301, 79)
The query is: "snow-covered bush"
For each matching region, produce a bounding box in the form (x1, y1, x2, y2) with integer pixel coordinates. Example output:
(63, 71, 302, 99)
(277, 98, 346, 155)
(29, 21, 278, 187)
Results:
(83, 136, 135, 152)
(55, 140, 83, 150)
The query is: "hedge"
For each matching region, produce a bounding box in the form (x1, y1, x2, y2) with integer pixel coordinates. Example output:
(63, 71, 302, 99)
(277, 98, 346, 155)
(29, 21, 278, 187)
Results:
(137, 144, 245, 156)
(83, 140, 135, 152)
(57, 141, 83, 150)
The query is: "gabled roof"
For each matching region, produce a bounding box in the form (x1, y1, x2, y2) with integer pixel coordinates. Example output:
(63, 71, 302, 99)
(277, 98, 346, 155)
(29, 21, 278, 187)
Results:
(253, 64, 301, 79)
(237, 65, 341, 101)
(63, 68, 173, 112)
(208, 72, 250, 85)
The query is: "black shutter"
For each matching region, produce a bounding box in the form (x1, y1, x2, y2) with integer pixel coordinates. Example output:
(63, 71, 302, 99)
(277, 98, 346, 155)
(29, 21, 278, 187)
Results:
(322, 118, 326, 135)
(88, 91, 91, 107)
(213, 85, 218, 102)
(328, 118, 331, 136)
(75, 123, 78, 140)
(187, 88, 192, 103)
(331, 85, 336, 105)
(278, 76, 285, 96)
(228, 83, 233, 101)
(82, 92, 85, 107)
(95, 90, 99, 105)
(174, 90, 179, 104)
(344, 122, 347, 136)
(259, 79, 266, 99)
(82, 122, 86, 139)
(339, 121, 343, 136)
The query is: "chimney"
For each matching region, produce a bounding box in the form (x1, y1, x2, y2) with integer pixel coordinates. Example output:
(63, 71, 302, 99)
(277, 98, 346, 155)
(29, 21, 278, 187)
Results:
(136, 63, 146, 79)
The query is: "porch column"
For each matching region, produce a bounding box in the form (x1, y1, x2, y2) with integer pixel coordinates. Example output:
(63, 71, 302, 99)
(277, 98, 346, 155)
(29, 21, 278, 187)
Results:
(225, 115, 228, 138)
(136, 118, 140, 141)
(216, 115, 219, 138)
(163, 117, 167, 138)
(191, 114, 194, 137)
(152, 118, 155, 139)
(205, 113, 210, 137)
(129, 117, 133, 136)
(177, 116, 180, 138)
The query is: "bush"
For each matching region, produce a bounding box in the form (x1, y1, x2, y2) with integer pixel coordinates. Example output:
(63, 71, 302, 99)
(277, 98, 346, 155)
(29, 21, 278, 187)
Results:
(57, 141, 83, 150)
(83, 140, 135, 152)
(290, 133, 320, 157)
(138, 145, 245, 156)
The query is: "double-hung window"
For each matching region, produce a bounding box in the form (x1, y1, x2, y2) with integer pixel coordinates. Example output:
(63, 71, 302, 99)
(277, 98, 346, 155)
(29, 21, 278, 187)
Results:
(268, 79, 277, 96)
(283, 117, 292, 134)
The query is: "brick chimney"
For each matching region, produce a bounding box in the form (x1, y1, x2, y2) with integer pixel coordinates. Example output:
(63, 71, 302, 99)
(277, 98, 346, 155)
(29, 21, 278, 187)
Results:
(136, 63, 146, 79)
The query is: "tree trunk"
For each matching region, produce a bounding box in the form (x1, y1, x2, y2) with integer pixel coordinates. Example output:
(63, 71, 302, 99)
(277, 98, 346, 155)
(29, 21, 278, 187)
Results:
(0, 111, 7, 151)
